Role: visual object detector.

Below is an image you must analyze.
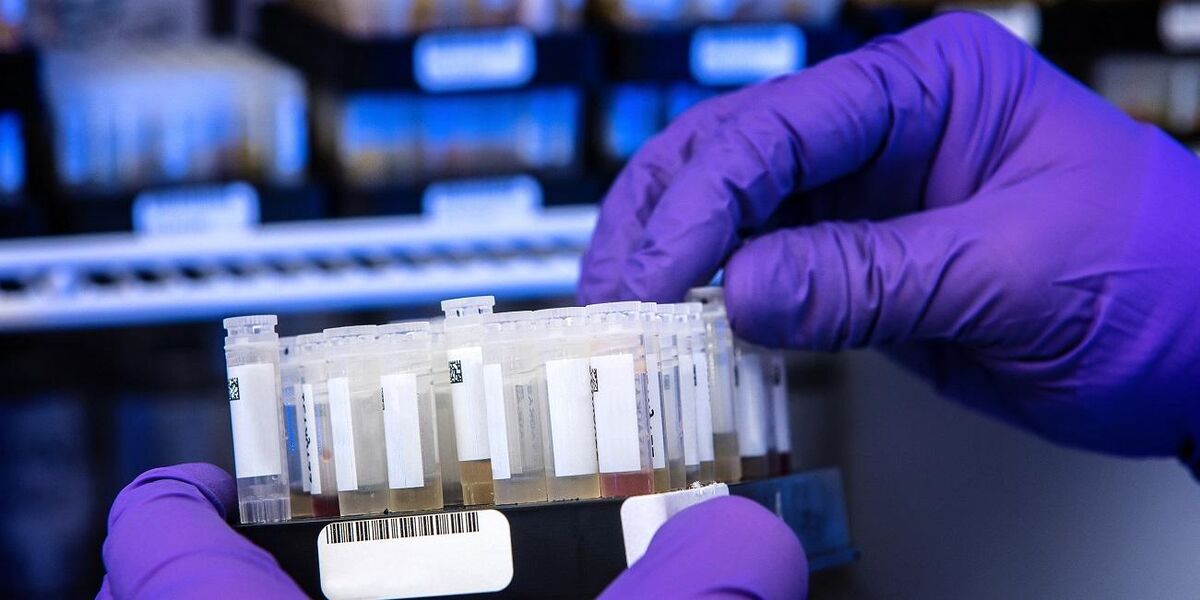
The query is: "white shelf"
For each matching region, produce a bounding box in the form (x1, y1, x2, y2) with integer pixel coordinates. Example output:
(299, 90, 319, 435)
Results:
(0, 206, 597, 331)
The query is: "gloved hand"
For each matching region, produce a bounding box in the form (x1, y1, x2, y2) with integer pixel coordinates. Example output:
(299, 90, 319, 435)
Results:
(599, 496, 807, 599)
(98, 463, 305, 599)
(579, 13, 1200, 470)
(99, 466, 800, 599)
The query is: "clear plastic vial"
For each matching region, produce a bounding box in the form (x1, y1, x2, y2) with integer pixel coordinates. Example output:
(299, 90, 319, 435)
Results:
(685, 288, 742, 483)
(279, 337, 314, 517)
(733, 342, 773, 480)
(646, 305, 687, 490)
(324, 325, 389, 516)
(483, 312, 549, 505)
(637, 302, 684, 491)
(665, 304, 711, 484)
(223, 315, 291, 524)
(768, 351, 792, 475)
(377, 322, 444, 512)
(586, 302, 655, 498)
(536, 307, 601, 501)
(441, 296, 497, 506)
(430, 321, 464, 505)
(296, 333, 340, 517)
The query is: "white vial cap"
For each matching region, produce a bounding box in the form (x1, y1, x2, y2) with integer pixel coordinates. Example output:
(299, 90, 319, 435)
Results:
(379, 321, 432, 335)
(324, 324, 378, 338)
(686, 287, 727, 316)
(585, 300, 641, 315)
(441, 296, 496, 318)
(552, 306, 586, 319)
(296, 333, 324, 346)
(280, 336, 298, 360)
(685, 286, 725, 305)
(223, 314, 277, 331)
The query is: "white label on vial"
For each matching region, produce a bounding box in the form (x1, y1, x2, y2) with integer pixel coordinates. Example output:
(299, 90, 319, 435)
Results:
(317, 510, 513, 599)
(644, 353, 666, 470)
(382, 372, 426, 489)
(677, 352, 700, 467)
(690, 23, 804, 87)
(545, 357, 600, 477)
(734, 353, 770, 457)
(483, 364, 511, 480)
(769, 356, 792, 453)
(591, 353, 642, 474)
(693, 356, 715, 462)
(414, 27, 536, 93)
(302, 383, 322, 495)
(227, 363, 283, 479)
(327, 377, 359, 492)
(448, 346, 490, 461)
(620, 483, 729, 566)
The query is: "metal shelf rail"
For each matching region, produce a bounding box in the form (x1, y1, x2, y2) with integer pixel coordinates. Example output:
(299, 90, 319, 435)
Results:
(0, 205, 596, 331)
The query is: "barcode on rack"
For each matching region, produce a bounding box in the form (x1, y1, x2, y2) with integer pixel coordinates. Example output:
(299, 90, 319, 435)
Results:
(325, 512, 481, 544)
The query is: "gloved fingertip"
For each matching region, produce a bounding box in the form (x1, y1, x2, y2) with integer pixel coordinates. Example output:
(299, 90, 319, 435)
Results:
(118, 463, 237, 521)
(723, 234, 802, 349)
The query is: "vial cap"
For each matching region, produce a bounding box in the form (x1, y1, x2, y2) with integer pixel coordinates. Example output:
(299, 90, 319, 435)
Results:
(379, 321, 431, 335)
(296, 333, 324, 345)
(685, 286, 725, 305)
(585, 301, 641, 315)
(441, 296, 496, 317)
(223, 314, 277, 330)
(323, 324, 378, 339)
(494, 310, 535, 322)
(279, 336, 298, 359)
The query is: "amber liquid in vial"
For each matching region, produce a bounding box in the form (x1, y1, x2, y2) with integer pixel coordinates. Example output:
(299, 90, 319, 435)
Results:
(459, 459, 495, 505)
(713, 432, 742, 483)
(290, 493, 314, 518)
(685, 464, 702, 486)
(699, 461, 715, 482)
(548, 473, 600, 501)
(389, 485, 443, 513)
(653, 467, 671, 493)
(600, 471, 655, 498)
(339, 489, 389, 516)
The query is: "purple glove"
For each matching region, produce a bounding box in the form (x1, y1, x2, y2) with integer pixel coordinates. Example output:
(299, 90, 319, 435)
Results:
(579, 13, 1200, 469)
(599, 496, 807, 599)
(98, 463, 304, 599)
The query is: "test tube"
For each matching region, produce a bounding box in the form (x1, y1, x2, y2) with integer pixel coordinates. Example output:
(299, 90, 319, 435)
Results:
(661, 305, 700, 485)
(483, 312, 549, 505)
(733, 342, 773, 480)
(377, 322, 444, 512)
(441, 296, 497, 506)
(536, 307, 601, 501)
(768, 350, 792, 475)
(295, 333, 340, 517)
(324, 325, 389, 516)
(430, 320, 464, 505)
(643, 304, 687, 490)
(637, 302, 684, 491)
(685, 288, 742, 483)
(666, 304, 714, 483)
(279, 337, 314, 517)
(586, 301, 655, 498)
(223, 315, 291, 524)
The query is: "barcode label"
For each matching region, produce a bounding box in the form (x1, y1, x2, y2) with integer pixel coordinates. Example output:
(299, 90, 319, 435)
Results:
(317, 509, 513, 599)
(326, 512, 481, 545)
